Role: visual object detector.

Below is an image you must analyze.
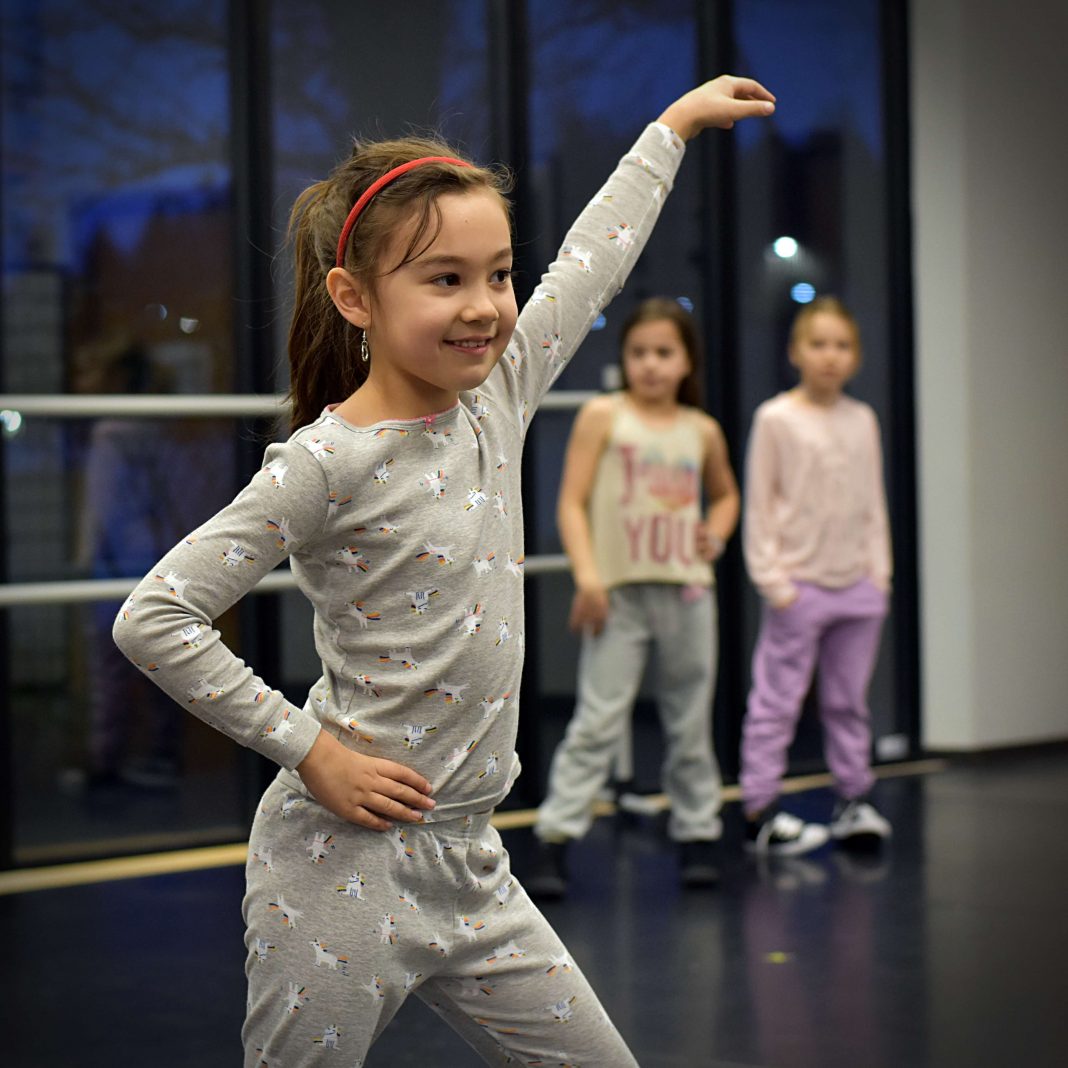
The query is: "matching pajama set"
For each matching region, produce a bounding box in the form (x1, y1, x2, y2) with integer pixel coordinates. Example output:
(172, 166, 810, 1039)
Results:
(536, 397, 723, 845)
(740, 391, 892, 816)
(114, 121, 687, 1066)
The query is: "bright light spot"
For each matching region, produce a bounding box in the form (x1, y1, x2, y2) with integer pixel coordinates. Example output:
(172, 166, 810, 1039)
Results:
(591, 313, 607, 331)
(791, 282, 816, 304)
(179, 317, 200, 334)
(1, 409, 23, 435)
(773, 236, 799, 259)
(145, 303, 168, 320)
(675, 296, 694, 312)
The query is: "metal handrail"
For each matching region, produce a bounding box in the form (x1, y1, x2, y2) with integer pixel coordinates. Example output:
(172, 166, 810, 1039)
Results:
(0, 391, 596, 419)
(0, 390, 588, 608)
(0, 555, 571, 608)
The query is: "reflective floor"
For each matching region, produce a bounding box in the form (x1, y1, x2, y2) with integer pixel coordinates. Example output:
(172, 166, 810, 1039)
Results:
(3, 745, 1066, 1067)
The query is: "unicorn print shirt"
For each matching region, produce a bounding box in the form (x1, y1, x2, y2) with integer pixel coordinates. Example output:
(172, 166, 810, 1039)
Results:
(113, 122, 685, 819)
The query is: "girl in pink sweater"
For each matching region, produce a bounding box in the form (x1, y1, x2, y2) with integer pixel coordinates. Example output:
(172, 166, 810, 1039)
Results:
(740, 296, 892, 856)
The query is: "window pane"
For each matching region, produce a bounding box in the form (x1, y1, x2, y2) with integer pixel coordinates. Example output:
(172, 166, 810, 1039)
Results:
(5, 418, 253, 864)
(1, 1, 246, 863)
(524, 0, 699, 550)
(732, 0, 904, 758)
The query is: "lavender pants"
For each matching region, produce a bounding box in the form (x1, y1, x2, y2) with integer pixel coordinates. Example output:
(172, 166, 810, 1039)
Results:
(740, 579, 888, 816)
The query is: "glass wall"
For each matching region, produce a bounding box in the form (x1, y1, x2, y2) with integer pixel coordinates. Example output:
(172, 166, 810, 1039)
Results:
(1, 0, 247, 863)
(730, 0, 907, 773)
(523, 0, 911, 791)
(0, 0, 917, 865)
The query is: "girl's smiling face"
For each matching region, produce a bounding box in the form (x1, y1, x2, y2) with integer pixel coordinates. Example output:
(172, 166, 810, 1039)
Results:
(357, 188, 517, 415)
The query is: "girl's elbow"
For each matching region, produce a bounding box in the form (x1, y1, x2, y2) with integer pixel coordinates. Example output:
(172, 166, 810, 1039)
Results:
(111, 613, 135, 660)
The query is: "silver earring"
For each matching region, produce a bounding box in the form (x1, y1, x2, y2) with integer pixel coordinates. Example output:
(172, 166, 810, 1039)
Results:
(360, 330, 370, 363)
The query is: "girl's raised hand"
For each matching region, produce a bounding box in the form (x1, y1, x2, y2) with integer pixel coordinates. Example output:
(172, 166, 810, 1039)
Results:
(296, 729, 435, 831)
(658, 75, 776, 141)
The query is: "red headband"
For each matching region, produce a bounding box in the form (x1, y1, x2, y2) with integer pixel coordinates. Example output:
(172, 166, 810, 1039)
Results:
(335, 156, 473, 268)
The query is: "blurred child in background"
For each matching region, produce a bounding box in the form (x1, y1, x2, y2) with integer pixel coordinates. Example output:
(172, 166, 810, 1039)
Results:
(530, 297, 739, 897)
(740, 295, 892, 856)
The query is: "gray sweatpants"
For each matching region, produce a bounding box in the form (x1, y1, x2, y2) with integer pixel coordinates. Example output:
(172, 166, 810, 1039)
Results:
(243, 774, 638, 1065)
(536, 583, 723, 843)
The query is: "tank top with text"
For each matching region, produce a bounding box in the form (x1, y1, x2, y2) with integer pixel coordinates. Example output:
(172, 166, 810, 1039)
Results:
(589, 394, 713, 589)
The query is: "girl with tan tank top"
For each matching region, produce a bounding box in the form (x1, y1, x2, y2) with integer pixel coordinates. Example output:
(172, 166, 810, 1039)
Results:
(529, 297, 739, 898)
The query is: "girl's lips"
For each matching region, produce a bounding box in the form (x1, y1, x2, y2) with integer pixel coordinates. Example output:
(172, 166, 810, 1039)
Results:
(446, 338, 492, 356)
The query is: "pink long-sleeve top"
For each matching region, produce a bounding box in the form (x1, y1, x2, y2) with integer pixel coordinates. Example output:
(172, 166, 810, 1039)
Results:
(742, 390, 892, 605)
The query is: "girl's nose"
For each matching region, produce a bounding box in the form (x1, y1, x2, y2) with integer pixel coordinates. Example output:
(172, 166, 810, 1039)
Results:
(462, 287, 500, 323)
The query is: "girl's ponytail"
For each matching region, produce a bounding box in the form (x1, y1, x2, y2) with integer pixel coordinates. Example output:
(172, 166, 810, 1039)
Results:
(286, 182, 366, 433)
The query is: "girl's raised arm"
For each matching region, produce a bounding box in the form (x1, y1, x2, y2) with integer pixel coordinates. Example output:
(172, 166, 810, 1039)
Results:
(495, 74, 775, 425)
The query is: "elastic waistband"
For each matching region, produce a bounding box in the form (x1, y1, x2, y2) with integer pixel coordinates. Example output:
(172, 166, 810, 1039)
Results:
(409, 809, 494, 840)
(274, 768, 494, 840)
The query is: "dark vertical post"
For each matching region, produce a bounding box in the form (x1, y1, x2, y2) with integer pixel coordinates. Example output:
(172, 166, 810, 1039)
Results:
(229, 0, 280, 806)
(697, 0, 746, 781)
(881, 0, 922, 754)
(0, 27, 13, 869)
(488, 0, 541, 804)
(229, 0, 275, 396)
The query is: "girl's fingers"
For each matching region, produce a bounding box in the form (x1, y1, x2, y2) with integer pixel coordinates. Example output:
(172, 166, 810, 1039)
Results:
(368, 792, 427, 822)
(376, 759, 432, 794)
(726, 76, 776, 102)
(735, 98, 776, 118)
(351, 806, 393, 832)
(381, 781, 436, 811)
(373, 767, 436, 809)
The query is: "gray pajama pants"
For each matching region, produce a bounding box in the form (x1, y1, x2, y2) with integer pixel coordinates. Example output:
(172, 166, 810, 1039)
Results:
(243, 774, 638, 1066)
(536, 583, 723, 844)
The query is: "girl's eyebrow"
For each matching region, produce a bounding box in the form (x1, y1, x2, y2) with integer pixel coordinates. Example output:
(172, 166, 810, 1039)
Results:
(416, 249, 513, 269)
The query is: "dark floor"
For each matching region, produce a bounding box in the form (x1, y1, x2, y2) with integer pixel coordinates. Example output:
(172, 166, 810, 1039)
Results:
(3, 746, 1067, 1067)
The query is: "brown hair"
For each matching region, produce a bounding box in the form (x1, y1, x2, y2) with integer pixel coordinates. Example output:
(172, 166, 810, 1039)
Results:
(788, 294, 863, 362)
(285, 136, 512, 432)
(618, 297, 703, 408)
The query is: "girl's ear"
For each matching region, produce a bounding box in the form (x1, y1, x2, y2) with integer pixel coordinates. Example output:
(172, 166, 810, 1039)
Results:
(326, 267, 371, 329)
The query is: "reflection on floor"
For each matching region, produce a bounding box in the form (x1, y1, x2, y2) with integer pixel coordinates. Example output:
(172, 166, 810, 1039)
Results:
(3, 745, 1066, 1067)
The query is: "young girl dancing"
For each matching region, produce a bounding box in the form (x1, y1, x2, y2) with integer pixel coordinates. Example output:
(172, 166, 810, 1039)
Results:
(114, 75, 774, 1066)
(529, 298, 739, 898)
(740, 295, 893, 857)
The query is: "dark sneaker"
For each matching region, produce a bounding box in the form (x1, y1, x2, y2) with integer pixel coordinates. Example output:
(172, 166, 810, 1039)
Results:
(679, 840, 721, 887)
(525, 841, 568, 900)
(745, 809, 829, 857)
(829, 798, 891, 847)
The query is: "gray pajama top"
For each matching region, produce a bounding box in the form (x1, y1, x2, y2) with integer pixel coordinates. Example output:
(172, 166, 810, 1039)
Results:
(113, 122, 685, 820)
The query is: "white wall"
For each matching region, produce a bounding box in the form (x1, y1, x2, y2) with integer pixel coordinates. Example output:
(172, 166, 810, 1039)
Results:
(912, 0, 1068, 748)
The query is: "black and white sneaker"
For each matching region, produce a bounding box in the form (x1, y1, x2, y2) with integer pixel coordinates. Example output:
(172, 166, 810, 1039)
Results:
(525, 841, 569, 901)
(745, 809, 829, 857)
(829, 798, 891, 846)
